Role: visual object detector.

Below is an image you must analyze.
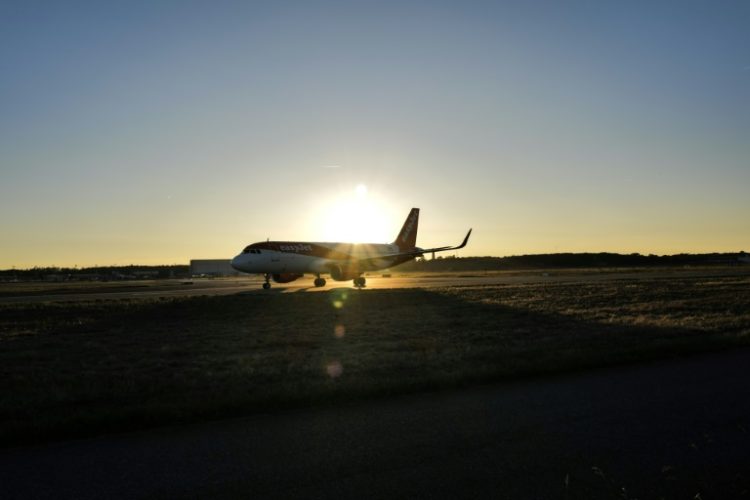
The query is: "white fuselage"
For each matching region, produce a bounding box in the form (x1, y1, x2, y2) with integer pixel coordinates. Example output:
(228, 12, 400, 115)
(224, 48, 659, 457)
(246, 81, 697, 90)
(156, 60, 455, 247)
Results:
(230, 242, 403, 276)
(228, 207, 470, 288)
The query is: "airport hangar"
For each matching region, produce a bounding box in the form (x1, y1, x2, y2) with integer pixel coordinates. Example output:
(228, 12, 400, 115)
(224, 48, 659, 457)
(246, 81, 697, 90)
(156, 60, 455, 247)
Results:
(189, 259, 239, 277)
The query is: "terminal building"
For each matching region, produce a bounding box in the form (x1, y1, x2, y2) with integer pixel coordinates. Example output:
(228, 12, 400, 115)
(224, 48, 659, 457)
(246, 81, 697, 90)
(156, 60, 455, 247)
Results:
(189, 259, 240, 277)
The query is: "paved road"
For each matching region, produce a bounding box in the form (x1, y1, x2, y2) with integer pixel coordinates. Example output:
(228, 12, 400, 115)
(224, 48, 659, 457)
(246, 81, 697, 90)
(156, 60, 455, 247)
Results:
(2, 349, 749, 499)
(3, 268, 749, 303)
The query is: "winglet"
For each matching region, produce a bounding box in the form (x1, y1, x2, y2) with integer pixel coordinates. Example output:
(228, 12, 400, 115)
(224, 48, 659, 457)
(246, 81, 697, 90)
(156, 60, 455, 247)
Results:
(456, 228, 472, 250)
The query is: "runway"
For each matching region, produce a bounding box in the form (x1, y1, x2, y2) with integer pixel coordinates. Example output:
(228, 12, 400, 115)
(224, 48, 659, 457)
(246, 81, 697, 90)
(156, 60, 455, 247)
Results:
(3, 268, 749, 498)
(2, 348, 749, 499)
(2, 267, 748, 303)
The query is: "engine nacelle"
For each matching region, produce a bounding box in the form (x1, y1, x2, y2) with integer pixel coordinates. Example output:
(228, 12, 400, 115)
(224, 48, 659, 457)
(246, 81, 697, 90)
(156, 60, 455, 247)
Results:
(329, 265, 359, 282)
(271, 273, 303, 283)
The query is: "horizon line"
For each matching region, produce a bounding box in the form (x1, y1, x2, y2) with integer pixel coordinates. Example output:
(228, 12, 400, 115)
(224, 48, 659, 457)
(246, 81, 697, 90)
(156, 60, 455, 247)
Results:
(1, 250, 748, 272)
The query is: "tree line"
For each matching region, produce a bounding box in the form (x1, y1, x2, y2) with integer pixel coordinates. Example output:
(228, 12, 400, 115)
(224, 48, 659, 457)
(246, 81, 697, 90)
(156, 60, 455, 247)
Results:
(398, 252, 747, 272)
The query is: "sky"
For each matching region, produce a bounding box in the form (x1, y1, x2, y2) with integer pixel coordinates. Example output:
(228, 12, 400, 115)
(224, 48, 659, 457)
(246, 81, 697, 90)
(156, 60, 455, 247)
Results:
(1, 0, 749, 267)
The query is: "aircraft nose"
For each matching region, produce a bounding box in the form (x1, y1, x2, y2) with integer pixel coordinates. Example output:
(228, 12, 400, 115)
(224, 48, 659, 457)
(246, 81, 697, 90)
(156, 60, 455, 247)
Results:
(230, 255, 241, 270)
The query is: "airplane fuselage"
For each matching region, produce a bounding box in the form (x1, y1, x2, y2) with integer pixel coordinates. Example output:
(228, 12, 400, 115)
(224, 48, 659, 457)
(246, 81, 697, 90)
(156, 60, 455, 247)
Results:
(230, 241, 415, 278)
(230, 207, 470, 288)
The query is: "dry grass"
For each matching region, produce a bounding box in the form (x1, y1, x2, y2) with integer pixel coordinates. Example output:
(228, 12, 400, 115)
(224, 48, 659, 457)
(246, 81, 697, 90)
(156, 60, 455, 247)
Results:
(1, 273, 749, 446)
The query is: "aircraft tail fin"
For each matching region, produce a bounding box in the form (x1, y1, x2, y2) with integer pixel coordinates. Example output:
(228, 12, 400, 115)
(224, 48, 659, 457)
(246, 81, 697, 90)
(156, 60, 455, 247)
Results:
(393, 208, 419, 250)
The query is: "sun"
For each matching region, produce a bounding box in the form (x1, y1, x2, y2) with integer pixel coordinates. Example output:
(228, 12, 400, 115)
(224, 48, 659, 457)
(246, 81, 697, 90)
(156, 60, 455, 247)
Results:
(315, 184, 395, 243)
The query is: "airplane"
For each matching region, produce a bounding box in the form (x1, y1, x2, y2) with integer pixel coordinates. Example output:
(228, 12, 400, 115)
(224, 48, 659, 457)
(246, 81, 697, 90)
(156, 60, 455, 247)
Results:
(230, 208, 472, 289)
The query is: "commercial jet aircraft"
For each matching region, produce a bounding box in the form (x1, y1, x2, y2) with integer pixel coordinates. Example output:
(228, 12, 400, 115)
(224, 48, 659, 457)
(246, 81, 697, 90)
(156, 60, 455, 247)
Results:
(230, 208, 471, 289)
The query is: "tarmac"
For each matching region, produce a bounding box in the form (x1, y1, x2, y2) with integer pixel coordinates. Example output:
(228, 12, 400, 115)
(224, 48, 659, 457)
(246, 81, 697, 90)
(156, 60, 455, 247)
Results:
(2, 267, 749, 303)
(1, 347, 748, 499)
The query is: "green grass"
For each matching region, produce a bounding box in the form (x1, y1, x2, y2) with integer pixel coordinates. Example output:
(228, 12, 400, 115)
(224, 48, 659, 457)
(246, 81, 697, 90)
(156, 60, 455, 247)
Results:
(1, 274, 749, 446)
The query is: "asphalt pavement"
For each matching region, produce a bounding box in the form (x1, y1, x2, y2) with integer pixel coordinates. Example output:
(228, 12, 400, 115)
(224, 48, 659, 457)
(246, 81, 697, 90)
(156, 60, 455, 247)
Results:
(2, 348, 749, 499)
(3, 267, 749, 303)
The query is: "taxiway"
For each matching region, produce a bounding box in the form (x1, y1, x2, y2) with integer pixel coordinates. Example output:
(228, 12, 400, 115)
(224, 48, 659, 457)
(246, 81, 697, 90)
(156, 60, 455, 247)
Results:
(2, 268, 748, 303)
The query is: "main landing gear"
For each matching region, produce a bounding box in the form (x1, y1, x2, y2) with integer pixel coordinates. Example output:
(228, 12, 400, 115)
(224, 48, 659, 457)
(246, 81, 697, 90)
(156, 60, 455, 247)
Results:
(262, 274, 271, 290)
(353, 276, 366, 288)
(314, 275, 326, 287)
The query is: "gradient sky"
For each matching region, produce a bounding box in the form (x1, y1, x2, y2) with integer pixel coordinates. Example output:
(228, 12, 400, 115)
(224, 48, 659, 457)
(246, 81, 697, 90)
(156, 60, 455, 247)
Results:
(1, 1, 749, 267)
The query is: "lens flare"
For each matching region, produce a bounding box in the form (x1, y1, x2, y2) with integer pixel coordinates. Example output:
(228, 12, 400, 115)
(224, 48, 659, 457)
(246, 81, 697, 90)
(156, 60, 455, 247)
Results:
(331, 289, 349, 310)
(326, 361, 343, 378)
(334, 324, 345, 338)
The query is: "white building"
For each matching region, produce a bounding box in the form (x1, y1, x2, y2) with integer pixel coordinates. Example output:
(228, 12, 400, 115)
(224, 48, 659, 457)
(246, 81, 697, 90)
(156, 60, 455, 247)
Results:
(190, 259, 239, 276)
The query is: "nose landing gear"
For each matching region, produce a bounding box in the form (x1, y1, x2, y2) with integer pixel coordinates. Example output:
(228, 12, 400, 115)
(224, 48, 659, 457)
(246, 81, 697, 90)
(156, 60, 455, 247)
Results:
(263, 274, 271, 290)
(314, 275, 326, 287)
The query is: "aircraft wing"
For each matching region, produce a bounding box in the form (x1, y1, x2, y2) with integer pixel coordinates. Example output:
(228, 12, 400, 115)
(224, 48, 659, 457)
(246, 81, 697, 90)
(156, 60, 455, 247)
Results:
(355, 229, 472, 268)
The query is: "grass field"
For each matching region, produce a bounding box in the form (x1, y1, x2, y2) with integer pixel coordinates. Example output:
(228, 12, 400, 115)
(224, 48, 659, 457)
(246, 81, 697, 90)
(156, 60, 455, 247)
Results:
(1, 272, 749, 446)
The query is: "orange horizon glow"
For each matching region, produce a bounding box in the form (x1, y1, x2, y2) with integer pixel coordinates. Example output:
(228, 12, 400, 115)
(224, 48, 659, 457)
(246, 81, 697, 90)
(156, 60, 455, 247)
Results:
(1, 180, 748, 269)
(2, 4, 748, 268)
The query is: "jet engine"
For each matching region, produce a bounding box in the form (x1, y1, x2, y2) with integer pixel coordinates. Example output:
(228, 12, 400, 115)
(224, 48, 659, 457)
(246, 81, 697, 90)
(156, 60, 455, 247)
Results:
(271, 273, 303, 283)
(329, 265, 359, 282)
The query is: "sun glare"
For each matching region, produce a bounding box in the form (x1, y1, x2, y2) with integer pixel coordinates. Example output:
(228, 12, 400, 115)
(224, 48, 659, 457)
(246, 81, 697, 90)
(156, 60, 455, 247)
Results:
(313, 184, 396, 243)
